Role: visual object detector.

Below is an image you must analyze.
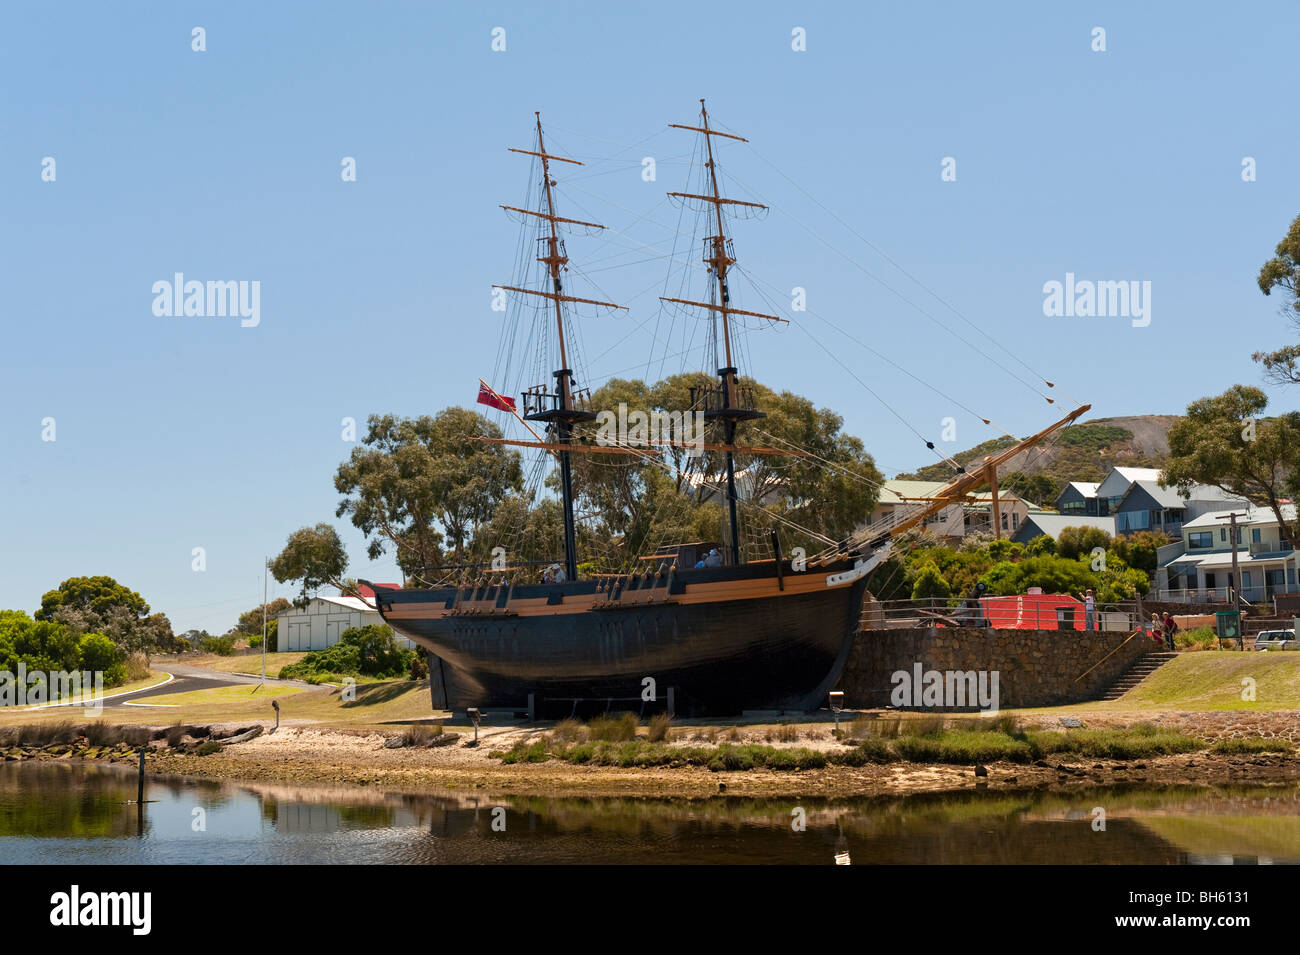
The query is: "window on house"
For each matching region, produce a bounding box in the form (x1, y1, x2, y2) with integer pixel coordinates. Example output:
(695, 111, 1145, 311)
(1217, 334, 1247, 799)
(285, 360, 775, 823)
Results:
(1205, 573, 1216, 588)
(1252, 528, 1262, 544)
(1220, 528, 1227, 542)
(1001, 513, 1009, 531)
(1188, 531, 1213, 549)
(1012, 512, 1019, 529)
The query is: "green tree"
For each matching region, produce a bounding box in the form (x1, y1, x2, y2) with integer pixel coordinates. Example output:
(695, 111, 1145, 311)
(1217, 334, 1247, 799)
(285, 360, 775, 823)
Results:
(1057, 526, 1112, 562)
(729, 380, 882, 553)
(335, 410, 521, 577)
(0, 611, 80, 674)
(575, 374, 881, 565)
(1254, 212, 1300, 385)
(472, 494, 565, 571)
(270, 524, 352, 607)
(1023, 534, 1057, 557)
(232, 598, 293, 636)
(34, 577, 171, 661)
(36, 576, 147, 624)
(1110, 530, 1169, 577)
(910, 561, 951, 600)
(987, 539, 1022, 562)
(1164, 386, 1300, 545)
(980, 555, 1095, 597)
(1095, 554, 1150, 602)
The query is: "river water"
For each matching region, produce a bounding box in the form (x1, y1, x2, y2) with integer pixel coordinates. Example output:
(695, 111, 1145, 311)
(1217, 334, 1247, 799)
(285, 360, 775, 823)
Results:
(2, 762, 1297, 864)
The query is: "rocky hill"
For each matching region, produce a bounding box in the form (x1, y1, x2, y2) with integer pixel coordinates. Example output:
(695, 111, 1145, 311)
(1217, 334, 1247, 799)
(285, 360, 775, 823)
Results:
(895, 415, 1179, 504)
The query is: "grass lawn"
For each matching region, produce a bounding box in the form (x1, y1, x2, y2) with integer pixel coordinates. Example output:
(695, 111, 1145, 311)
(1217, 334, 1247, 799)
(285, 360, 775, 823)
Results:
(1106, 652, 1300, 710)
(1008, 652, 1300, 716)
(177, 652, 308, 679)
(139, 684, 310, 707)
(34, 679, 436, 728)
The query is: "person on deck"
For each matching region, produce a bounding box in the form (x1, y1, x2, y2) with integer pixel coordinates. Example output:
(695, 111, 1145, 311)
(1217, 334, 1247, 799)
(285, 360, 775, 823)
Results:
(543, 563, 566, 584)
(701, 548, 722, 568)
(1079, 589, 1096, 631)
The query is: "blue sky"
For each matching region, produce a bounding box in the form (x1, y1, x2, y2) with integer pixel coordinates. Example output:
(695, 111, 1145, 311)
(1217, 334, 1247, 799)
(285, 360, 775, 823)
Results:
(2, 1, 1297, 633)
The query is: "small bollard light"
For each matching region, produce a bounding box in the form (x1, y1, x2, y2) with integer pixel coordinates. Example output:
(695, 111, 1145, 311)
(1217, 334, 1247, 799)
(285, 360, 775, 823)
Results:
(271, 698, 280, 733)
(467, 707, 481, 746)
(829, 691, 844, 736)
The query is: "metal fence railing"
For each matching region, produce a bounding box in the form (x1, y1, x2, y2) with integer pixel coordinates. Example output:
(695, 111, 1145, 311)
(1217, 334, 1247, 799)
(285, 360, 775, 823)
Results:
(861, 596, 1141, 631)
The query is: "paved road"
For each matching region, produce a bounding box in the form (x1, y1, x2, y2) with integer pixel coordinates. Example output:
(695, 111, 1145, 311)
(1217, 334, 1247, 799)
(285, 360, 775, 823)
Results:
(104, 663, 308, 708)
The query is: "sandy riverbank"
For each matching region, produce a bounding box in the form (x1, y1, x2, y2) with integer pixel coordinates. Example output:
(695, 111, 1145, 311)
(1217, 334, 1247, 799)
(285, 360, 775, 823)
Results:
(123, 714, 1300, 799)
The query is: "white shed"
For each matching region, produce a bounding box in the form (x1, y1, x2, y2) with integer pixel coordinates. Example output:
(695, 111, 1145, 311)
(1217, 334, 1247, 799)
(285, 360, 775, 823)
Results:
(277, 595, 415, 651)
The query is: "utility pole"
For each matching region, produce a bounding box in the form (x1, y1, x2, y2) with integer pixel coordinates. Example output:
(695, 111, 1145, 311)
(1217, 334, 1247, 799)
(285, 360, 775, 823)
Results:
(261, 557, 268, 682)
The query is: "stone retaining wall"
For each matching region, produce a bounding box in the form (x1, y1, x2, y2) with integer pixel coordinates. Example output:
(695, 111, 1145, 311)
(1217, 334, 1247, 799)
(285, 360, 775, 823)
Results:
(840, 627, 1158, 710)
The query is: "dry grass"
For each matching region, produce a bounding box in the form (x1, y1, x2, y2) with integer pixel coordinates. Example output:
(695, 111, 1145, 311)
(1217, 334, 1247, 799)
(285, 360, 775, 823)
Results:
(647, 713, 673, 742)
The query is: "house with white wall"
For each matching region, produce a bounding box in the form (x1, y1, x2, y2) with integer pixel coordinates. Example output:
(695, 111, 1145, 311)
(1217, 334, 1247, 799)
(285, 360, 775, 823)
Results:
(1112, 480, 1247, 539)
(277, 592, 414, 651)
(1155, 504, 1298, 605)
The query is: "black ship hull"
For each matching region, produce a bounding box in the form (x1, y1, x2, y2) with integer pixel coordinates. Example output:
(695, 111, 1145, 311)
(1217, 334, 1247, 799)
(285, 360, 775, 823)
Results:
(368, 559, 875, 716)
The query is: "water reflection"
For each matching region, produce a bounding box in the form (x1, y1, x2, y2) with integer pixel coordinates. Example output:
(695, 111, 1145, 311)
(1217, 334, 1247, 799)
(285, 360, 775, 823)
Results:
(1, 762, 1297, 865)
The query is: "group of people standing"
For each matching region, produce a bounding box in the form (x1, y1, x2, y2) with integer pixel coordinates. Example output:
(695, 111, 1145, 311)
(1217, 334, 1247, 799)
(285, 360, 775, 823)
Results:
(1149, 611, 1180, 648)
(1077, 589, 1179, 647)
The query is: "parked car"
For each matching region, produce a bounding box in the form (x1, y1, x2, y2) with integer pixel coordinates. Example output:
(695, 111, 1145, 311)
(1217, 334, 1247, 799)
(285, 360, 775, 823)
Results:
(1254, 629, 1298, 651)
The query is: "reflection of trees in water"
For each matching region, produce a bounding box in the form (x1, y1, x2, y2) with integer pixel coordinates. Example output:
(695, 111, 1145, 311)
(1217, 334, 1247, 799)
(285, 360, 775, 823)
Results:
(0, 764, 140, 839)
(151, 772, 235, 811)
(8, 763, 1300, 864)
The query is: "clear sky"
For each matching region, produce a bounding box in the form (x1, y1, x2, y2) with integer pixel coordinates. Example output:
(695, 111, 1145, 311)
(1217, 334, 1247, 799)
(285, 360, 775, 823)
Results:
(2, 1, 1297, 634)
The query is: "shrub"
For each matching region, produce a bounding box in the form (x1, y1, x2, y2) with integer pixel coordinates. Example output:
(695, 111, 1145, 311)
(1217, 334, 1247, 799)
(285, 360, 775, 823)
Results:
(195, 740, 222, 756)
(200, 635, 236, 656)
(399, 724, 444, 747)
(16, 721, 76, 747)
(124, 652, 151, 682)
(408, 652, 429, 681)
(119, 725, 152, 747)
(587, 713, 637, 742)
(279, 625, 411, 681)
(498, 739, 551, 764)
(647, 713, 673, 742)
(851, 737, 897, 763)
(77, 633, 127, 687)
(551, 719, 586, 744)
(82, 720, 119, 748)
(1177, 626, 1218, 651)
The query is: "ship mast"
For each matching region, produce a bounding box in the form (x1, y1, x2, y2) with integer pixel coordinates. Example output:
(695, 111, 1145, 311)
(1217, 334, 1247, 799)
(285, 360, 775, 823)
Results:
(662, 100, 785, 565)
(500, 112, 625, 582)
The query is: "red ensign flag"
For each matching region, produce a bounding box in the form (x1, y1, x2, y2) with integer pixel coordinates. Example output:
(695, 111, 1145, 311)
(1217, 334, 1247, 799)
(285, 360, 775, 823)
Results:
(476, 382, 516, 413)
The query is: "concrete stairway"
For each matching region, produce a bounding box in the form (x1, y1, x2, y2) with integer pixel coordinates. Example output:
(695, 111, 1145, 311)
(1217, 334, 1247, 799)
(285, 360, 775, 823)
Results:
(1100, 651, 1179, 701)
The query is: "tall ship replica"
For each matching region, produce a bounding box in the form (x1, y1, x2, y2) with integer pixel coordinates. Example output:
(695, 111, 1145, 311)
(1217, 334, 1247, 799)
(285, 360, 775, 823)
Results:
(366, 102, 1086, 716)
